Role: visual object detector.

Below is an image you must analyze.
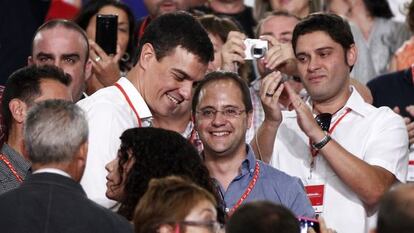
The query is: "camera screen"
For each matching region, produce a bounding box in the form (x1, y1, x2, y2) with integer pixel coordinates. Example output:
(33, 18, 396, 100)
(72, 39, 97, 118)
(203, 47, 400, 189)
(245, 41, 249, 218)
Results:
(299, 218, 320, 233)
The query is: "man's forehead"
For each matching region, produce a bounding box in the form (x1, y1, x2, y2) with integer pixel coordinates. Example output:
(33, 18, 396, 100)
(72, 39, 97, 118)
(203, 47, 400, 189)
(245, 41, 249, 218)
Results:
(261, 15, 298, 35)
(296, 31, 337, 50)
(33, 27, 87, 53)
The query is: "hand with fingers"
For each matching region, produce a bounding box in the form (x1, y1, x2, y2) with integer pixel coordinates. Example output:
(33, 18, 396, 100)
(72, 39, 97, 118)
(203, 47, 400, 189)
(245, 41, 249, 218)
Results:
(285, 82, 325, 141)
(307, 217, 337, 233)
(393, 106, 414, 145)
(221, 31, 246, 72)
(259, 34, 297, 76)
(89, 39, 122, 87)
(259, 71, 285, 126)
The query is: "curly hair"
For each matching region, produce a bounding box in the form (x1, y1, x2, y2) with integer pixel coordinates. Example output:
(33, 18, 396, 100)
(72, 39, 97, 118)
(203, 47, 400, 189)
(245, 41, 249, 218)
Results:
(115, 127, 221, 221)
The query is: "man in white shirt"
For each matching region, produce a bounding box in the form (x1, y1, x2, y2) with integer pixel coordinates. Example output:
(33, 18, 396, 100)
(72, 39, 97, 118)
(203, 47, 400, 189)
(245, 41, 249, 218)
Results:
(77, 11, 213, 208)
(269, 13, 409, 233)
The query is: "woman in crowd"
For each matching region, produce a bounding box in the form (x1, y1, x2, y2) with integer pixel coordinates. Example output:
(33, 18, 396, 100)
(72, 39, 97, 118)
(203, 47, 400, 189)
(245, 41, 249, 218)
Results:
(75, 0, 136, 95)
(326, 0, 411, 75)
(389, 0, 414, 72)
(134, 176, 223, 233)
(104, 127, 222, 222)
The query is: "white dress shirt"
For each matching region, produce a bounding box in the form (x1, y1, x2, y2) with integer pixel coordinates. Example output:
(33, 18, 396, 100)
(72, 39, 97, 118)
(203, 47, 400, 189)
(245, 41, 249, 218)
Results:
(271, 87, 409, 233)
(77, 77, 152, 208)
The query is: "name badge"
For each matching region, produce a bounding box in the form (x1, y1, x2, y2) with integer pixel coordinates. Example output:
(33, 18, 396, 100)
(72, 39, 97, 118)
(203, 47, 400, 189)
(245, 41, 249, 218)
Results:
(305, 184, 324, 215)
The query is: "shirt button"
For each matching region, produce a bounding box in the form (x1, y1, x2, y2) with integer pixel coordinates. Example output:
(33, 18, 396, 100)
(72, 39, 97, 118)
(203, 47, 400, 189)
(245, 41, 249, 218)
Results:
(250, 169, 254, 173)
(225, 208, 230, 213)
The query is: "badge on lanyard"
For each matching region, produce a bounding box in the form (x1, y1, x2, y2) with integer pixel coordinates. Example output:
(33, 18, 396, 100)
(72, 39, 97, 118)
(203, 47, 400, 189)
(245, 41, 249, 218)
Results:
(305, 182, 325, 215)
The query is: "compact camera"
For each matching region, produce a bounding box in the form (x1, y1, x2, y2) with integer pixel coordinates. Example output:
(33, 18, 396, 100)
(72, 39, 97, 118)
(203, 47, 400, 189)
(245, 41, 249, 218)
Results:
(244, 39, 268, 60)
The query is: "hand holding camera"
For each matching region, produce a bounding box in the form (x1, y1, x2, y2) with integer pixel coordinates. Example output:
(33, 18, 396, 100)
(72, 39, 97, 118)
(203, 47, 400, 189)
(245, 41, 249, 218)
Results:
(221, 31, 247, 72)
(259, 34, 297, 76)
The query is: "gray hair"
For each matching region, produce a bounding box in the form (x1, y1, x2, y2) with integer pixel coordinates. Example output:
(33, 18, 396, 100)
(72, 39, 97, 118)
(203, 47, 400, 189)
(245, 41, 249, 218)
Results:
(24, 99, 88, 164)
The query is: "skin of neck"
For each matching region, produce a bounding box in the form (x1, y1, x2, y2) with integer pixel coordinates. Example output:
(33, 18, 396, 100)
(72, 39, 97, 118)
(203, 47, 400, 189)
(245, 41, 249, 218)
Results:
(6, 123, 26, 159)
(203, 143, 247, 190)
(209, 0, 245, 14)
(152, 110, 192, 134)
(30, 144, 87, 183)
(312, 79, 352, 114)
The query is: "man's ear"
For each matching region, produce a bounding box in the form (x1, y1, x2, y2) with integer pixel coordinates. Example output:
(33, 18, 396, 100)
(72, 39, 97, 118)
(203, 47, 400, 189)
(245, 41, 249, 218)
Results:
(138, 43, 156, 70)
(246, 111, 253, 129)
(72, 142, 88, 182)
(84, 59, 93, 82)
(346, 44, 357, 67)
(28, 56, 34, 66)
(9, 99, 27, 124)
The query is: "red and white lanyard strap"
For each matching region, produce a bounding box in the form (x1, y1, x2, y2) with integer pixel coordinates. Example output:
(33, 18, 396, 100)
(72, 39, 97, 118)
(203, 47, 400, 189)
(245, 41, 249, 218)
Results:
(228, 161, 260, 216)
(0, 154, 23, 183)
(114, 83, 142, 127)
(309, 108, 352, 159)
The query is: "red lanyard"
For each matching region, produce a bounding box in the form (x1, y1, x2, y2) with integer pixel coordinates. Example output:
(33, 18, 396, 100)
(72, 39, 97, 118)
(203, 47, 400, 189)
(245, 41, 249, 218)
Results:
(138, 17, 150, 40)
(309, 108, 352, 158)
(228, 161, 260, 216)
(114, 83, 142, 127)
(0, 154, 23, 183)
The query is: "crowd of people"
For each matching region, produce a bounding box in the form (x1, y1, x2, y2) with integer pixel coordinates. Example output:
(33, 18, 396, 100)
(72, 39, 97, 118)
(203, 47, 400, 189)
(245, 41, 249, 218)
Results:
(0, 0, 414, 233)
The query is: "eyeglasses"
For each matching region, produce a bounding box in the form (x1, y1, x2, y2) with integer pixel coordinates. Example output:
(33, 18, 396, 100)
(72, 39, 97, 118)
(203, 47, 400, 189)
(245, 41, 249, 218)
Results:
(196, 108, 246, 119)
(179, 220, 224, 233)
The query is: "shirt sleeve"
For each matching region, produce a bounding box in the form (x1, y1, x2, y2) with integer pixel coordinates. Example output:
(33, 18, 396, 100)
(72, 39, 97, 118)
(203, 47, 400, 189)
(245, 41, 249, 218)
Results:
(286, 177, 316, 218)
(364, 108, 409, 183)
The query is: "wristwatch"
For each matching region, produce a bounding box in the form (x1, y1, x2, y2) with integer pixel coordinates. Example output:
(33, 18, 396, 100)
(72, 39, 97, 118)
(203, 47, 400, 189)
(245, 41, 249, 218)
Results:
(312, 133, 332, 150)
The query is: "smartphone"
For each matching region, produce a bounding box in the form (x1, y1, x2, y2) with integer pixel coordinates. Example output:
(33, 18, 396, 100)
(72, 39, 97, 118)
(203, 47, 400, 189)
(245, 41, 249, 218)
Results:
(95, 14, 118, 55)
(298, 217, 320, 233)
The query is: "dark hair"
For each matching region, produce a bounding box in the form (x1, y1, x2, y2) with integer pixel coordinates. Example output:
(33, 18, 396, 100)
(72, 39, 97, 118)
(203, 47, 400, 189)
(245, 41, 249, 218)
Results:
(192, 71, 253, 114)
(134, 176, 218, 233)
(198, 14, 239, 43)
(138, 11, 213, 65)
(376, 184, 414, 233)
(33, 19, 89, 64)
(226, 201, 300, 233)
(2, 65, 71, 132)
(362, 0, 393, 19)
(292, 13, 355, 70)
(74, 0, 137, 71)
(115, 127, 220, 221)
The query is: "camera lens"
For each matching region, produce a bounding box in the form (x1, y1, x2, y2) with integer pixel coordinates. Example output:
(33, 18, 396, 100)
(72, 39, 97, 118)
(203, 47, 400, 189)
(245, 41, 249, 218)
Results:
(251, 45, 266, 59)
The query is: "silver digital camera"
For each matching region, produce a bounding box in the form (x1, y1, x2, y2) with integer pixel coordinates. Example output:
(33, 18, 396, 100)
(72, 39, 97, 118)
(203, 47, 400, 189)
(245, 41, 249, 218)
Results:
(244, 39, 268, 60)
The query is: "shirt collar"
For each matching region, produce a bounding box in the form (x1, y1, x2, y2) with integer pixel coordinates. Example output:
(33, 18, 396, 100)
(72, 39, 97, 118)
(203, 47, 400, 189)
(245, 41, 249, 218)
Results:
(305, 86, 368, 117)
(33, 168, 71, 178)
(116, 77, 152, 120)
(241, 144, 257, 175)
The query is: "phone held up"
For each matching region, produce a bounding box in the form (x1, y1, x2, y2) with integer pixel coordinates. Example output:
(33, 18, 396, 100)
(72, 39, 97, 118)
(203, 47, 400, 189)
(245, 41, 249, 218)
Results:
(96, 14, 118, 55)
(298, 217, 320, 233)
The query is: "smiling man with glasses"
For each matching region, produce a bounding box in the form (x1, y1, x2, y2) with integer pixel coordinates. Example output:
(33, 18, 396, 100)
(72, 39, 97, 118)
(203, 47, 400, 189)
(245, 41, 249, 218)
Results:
(192, 71, 314, 218)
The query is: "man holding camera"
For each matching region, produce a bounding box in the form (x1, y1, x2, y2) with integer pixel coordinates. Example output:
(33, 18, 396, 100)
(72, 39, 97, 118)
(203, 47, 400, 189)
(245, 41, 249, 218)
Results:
(268, 13, 408, 233)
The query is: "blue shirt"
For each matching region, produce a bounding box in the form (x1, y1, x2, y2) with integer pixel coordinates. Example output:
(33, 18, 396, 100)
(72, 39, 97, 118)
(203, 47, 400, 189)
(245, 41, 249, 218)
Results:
(215, 145, 315, 218)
